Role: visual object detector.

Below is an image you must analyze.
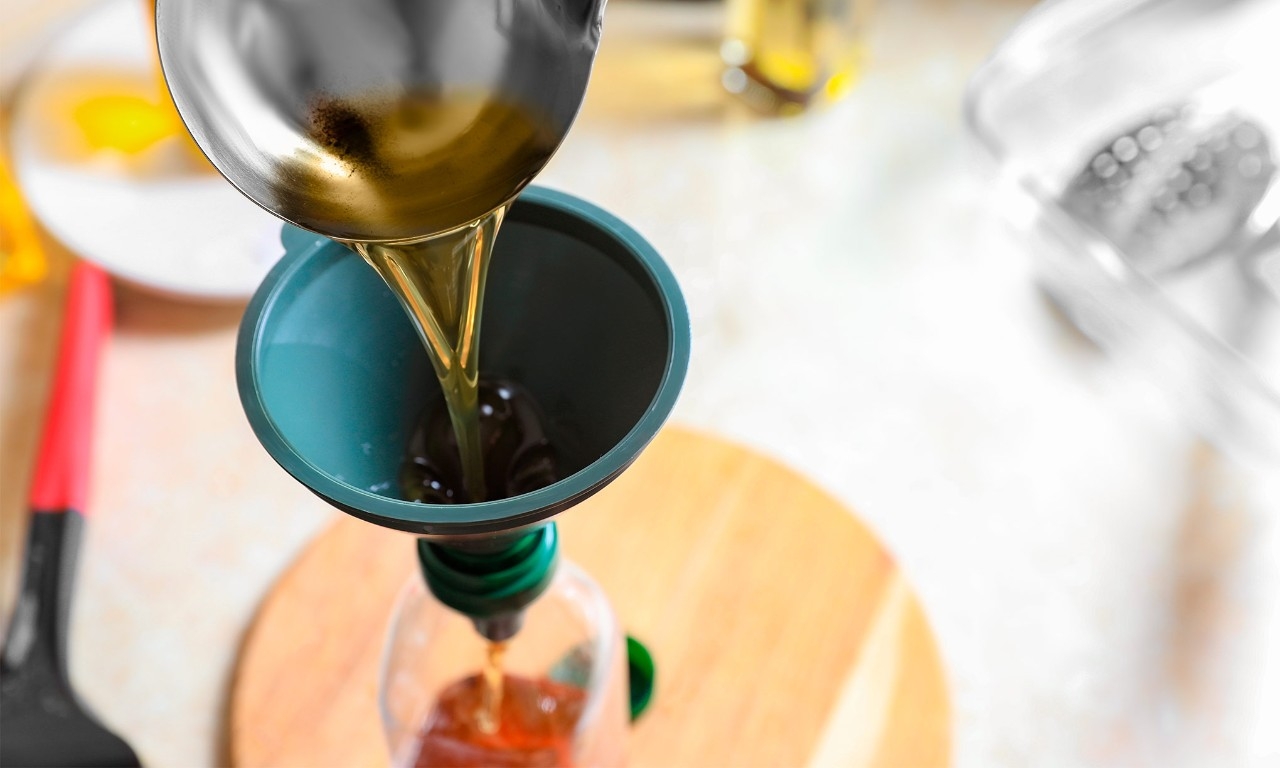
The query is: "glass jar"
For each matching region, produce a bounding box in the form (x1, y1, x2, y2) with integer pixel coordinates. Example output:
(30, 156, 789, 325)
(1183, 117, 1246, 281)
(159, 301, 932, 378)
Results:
(380, 559, 629, 768)
(963, 0, 1280, 463)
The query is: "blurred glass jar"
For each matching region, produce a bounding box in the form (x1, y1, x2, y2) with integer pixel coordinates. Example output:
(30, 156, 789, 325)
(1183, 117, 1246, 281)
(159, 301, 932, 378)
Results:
(721, 0, 870, 114)
(380, 559, 629, 768)
(964, 0, 1280, 463)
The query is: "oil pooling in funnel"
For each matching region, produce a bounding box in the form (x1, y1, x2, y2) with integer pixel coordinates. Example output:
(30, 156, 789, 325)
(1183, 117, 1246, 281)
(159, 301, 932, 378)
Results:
(400, 378, 559, 504)
(476, 640, 507, 735)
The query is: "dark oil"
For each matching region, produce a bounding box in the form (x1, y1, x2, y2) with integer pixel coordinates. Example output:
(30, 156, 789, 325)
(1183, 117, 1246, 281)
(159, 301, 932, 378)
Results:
(400, 377, 558, 505)
(412, 673, 586, 768)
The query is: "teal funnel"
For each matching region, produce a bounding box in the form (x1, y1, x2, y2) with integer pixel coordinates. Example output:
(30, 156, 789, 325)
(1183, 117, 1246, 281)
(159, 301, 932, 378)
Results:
(235, 187, 690, 544)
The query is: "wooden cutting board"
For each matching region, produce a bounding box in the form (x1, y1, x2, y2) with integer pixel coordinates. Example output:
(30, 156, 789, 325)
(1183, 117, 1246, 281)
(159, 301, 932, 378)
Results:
(230, 427, 950, 767)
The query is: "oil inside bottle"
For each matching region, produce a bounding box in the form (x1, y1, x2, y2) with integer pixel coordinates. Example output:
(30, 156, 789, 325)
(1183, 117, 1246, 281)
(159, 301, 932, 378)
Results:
(412, 670, 586, 768)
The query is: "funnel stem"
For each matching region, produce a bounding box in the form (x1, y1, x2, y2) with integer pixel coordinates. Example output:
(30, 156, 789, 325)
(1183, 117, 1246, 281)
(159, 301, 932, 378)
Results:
(417, 524, 559, 641)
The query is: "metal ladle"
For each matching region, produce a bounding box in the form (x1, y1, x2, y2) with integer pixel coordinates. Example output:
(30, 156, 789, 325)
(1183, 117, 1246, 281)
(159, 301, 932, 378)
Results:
(155, 0, 606, 242)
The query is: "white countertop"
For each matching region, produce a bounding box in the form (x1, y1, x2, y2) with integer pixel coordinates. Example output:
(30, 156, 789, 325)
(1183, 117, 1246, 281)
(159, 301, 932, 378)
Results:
(4, 1, 1280, 766)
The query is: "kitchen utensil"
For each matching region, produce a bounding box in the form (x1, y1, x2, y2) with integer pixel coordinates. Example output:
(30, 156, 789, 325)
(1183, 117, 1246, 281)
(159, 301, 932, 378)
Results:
(235, 187, 688, 538)
(1058, 107, 1280, 450)
(155, 0, 607, 243)
(0, 262, 140, 768)
(380, 555, 630, 767)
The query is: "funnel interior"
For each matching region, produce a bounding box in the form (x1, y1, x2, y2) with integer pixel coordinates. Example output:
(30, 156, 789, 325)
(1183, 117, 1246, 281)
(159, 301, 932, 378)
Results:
(237, 187, 689, 537)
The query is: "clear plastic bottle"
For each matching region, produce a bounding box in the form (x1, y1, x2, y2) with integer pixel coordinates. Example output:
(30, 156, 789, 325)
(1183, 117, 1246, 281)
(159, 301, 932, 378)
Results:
(380, 559, 630, 768)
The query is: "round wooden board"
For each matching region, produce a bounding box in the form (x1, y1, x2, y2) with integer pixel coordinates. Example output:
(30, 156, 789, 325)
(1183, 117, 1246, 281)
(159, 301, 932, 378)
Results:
(230, 427, 951, 767)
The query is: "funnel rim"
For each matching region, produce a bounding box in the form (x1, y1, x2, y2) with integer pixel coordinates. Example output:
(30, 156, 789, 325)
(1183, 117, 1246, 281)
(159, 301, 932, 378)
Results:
(237, 186, 690, 536)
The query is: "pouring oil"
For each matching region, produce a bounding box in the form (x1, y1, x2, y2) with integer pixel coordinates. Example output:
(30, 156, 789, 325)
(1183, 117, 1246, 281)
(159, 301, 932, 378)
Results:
(280, 89, 559, 501)
(281, 89, 561, 745)
(475, 641, 507, 735)
(357, 216, 501, 503)
(412, 664, 586, 768)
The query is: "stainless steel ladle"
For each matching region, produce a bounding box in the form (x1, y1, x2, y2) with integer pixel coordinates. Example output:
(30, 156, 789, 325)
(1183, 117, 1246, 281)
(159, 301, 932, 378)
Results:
(155, 0, 606, 242)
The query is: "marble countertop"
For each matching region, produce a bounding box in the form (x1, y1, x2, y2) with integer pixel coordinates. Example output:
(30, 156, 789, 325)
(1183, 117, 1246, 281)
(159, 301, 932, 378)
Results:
(4, 1, 1280, 766)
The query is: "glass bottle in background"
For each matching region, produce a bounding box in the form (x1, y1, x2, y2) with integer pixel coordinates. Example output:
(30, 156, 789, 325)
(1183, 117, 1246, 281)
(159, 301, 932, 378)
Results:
(380, 560, 629, 768)
(721, 0, 870, 114)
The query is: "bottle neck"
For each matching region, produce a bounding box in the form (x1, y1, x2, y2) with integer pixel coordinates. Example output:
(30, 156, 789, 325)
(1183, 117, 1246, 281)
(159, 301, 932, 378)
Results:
(417, 523, 559, 642)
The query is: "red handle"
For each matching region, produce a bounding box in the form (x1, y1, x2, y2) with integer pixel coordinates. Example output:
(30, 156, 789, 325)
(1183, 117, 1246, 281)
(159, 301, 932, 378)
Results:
(28, 262, 113, 514)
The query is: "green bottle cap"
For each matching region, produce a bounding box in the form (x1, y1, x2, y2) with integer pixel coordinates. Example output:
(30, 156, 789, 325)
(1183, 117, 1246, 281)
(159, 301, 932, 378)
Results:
(627, 635, 655, 722)
(417, 523, 559, 641)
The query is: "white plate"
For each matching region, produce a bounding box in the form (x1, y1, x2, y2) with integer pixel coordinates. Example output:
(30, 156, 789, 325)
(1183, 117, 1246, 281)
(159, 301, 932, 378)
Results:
(10, 0, 284, 302)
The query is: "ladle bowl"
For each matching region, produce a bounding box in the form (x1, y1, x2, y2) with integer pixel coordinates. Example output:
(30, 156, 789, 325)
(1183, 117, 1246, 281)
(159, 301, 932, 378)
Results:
(156, 0, 606, 242)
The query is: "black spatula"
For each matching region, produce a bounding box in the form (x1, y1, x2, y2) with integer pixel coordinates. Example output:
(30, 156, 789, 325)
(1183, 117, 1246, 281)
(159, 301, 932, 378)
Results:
(1, 262, 140, 767)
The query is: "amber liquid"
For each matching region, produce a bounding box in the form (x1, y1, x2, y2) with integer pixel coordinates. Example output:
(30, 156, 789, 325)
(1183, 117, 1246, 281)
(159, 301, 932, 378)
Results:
(357, 215, 502, 502)
(476, 641, 508, 735)
(286, 91, 559, 501)
(413, 672, 586, 768)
